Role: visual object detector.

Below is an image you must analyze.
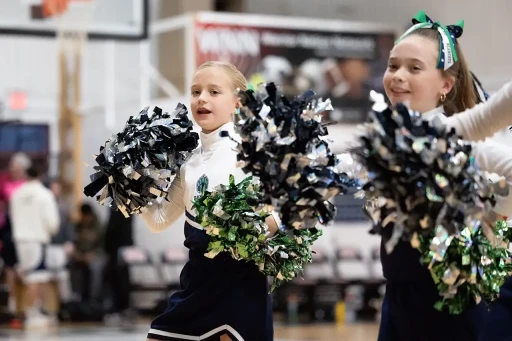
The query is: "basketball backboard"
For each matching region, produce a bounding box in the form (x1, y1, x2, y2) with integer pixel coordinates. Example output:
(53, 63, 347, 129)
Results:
(0, 0, 148, 41)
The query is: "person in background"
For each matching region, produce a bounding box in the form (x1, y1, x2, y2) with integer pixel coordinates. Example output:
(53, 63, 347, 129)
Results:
(0, 152, 31, 325)
(71, 203, 104, 304)
(45, 179, 74, 321)
(103, 209, 135, 327)
(9, 166, 60, 329)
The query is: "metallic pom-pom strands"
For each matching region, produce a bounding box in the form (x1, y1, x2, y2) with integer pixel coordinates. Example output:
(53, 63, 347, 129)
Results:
(192, 174, 322, 292)
(84, 104, 199, 217)
(225, 82, 359, 231)
(349, 92, 512, 313)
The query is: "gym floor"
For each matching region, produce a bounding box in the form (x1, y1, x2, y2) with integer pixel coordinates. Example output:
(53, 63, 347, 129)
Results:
(0, 323, 380, 341)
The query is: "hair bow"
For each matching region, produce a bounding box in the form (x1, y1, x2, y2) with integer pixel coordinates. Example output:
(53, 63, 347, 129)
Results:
(395, 10, 464, 71)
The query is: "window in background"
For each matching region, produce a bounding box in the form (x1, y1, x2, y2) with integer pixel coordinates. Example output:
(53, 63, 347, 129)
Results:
(0, 123, 49, 154)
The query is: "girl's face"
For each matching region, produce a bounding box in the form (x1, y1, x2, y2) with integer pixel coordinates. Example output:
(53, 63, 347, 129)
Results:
(190, 66, 241, 133)
(383, 35, 454, 113)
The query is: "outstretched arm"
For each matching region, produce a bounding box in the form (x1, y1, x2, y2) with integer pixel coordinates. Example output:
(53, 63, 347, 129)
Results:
(445, 80, 512, 216)
(473, 140, 512, 216)
(446, 81, 512, 141)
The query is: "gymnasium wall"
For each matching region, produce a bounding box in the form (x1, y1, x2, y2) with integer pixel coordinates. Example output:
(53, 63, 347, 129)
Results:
(243, 0, 512, 90)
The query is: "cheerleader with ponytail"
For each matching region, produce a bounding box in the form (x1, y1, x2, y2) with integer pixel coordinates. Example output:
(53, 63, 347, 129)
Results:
(373, 10, 512, 341)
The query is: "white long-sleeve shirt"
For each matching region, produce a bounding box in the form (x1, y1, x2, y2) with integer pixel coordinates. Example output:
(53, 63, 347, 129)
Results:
(9, 180, 60, 243)
(422, 81, 512, 216)
(141, 121, 281, 233)
(445, 81, 512, 142)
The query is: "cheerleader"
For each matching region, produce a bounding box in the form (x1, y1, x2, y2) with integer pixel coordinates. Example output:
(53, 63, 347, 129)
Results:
(142, 61, 278, 341)
(376, 11, 512, 341)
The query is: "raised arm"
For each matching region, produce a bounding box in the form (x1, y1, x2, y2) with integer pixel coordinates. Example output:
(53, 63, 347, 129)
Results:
(140, 172, 186, 233)
(446, 81, 512, 141)
(473, 140, 512, 216)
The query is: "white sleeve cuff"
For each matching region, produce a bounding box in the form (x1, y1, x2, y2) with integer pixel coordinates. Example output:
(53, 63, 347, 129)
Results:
(270, 210, 282, 229)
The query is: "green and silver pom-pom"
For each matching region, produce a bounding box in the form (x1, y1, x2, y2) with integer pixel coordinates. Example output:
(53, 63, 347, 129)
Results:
(192, 174, 321, 291)
(193, 174, 269, 261)
(417, 219, 512, 314)
(263, 228, 322, 291)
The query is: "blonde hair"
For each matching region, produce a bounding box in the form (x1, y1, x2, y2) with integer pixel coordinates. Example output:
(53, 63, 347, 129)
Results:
(409, 29, 478, 116)
(196, 61, 248, 92)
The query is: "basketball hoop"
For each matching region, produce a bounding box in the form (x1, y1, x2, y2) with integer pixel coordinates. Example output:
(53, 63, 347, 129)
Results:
(30, 0, 97, 48)
(42, 0, 70, 17)
(56, 0, 97, 49)
(30, 0, 98, 221)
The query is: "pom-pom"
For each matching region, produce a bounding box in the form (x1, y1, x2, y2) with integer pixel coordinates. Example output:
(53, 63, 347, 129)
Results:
(264, 227, 322, 291)
(350, 94, 496, 252)
(349, 93, 511, 313)
(84, 104, 199, 216)
(193, 175, 269, 261)
(192, 174, 322, 291)
(229, 82, 358, 230)
(493, 218, 512, 246)
(417, 219, 512, 314)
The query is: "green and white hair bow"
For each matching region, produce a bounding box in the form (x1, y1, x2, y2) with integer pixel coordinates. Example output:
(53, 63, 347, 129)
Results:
(395, 10, 464, 71)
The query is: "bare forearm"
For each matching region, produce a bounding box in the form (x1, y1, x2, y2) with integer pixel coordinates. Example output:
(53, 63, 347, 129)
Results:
(265, 215, 278, 237)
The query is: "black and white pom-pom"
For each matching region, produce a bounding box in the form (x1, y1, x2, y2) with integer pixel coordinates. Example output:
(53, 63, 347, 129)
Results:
(349, 91, 496, 253)
(84, 104, 199, 217)
(226, 82, 358, 230)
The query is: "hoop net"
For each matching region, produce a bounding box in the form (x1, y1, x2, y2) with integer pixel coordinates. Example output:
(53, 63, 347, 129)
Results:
(42, 0, 98, 49)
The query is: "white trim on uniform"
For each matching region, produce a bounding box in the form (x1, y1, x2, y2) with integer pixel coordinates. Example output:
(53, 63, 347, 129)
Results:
(148, 324, 244, 340)
(185, 215, 203, 230)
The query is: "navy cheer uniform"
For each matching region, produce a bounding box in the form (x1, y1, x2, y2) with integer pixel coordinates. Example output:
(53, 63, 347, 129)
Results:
(478, 276, 512, 341)
(142, 122, 275, 341)
(378, 233, 486, 341)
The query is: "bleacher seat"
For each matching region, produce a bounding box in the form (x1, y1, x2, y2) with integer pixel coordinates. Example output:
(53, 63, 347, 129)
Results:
(160, 248, 188, 292)
(118, 246, 165, 292)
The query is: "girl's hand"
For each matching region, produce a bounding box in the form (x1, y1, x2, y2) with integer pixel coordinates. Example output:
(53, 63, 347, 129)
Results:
(483, 211, 506, 246)
(265, 215, 278, 238)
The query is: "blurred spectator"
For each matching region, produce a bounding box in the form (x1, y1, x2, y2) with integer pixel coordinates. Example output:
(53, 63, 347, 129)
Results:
(103, 209, 134, 325)
(45, 179, 74, 320)
(9, 166, 60, 329)
(70, 203, 104, 303)
(0, 152, 31, 321)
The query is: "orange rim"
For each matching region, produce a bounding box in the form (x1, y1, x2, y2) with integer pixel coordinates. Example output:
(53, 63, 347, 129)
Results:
(42, 0, 69, 17)
(41, 0, 93, 17)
